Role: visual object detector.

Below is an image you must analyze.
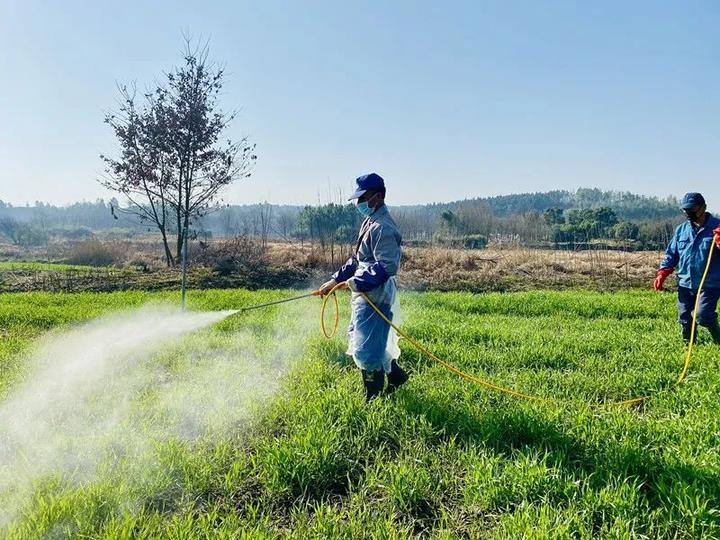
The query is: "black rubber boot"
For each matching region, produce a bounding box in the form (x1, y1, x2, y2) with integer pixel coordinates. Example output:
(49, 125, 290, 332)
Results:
(361, 369, 385, 401)
(706, 321, 720, 344)
(385, 360, 409, 395)
(682, 323, 697, 346)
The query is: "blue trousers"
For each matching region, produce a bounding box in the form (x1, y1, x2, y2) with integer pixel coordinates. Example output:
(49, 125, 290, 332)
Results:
(677, 286, 720, 327)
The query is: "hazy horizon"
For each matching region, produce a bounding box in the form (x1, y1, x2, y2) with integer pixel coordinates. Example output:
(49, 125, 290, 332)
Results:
(0, 185, 683, 210)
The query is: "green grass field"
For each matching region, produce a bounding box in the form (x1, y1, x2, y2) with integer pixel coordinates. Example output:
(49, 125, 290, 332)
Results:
(1, 288, 720, 538)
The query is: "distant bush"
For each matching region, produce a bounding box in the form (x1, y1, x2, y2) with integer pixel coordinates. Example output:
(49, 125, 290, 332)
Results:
(65, 239, 120, 267)
(432, 234, 488, 250)
(102, 228, 144, 239)
(611, 221, 640, 240)
(49, 226, 94, 240)
(191, 236, 267, 276)
(0, 218, 48, 247)
(126, 256, 152, 272)
(461, 234, 488, 249)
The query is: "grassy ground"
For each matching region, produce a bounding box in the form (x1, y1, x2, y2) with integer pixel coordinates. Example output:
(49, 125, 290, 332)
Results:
(1, 288, 720, 538)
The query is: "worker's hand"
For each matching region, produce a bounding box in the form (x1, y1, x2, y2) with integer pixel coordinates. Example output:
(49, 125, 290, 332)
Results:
(317, 278, 337, 296)
(713, 226, 720, 249)
(654, 268, 673, 291)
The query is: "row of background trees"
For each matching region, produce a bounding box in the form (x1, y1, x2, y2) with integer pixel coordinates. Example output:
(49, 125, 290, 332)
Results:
(0, 188, 686, 253)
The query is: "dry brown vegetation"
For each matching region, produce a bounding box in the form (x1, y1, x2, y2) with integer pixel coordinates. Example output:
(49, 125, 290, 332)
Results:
(265, 241, 659, 291)
(0, 236, 660, 293)
(399, 245, 658, 291)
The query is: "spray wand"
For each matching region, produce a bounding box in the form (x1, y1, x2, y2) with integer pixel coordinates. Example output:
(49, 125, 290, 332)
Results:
(235, 291, 322, 313)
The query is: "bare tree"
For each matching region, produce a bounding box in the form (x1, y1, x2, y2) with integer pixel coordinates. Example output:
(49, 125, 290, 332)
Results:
(258, 202, 273, 248)
(100, 38, 257, 267)
(221, 206, 240, 237)
(0, 217, 21, 245)
(101, 84, 175, 265)
(275, 210, 297, 243)
(158, 40, 256, 263)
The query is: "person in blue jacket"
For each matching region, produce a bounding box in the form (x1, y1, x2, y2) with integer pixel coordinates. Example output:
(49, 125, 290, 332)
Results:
(318, 173, 409, 400)
(654, 192, 720, 344)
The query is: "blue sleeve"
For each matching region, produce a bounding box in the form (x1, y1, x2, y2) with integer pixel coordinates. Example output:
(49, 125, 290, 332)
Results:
(350, 262, 389, 292)
(660, 229, 679, 270)
(332, 256, 357, 283)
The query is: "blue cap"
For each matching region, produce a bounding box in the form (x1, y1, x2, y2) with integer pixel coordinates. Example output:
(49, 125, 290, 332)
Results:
(349, 173, 385, 200)
(681, 192, 705, 209)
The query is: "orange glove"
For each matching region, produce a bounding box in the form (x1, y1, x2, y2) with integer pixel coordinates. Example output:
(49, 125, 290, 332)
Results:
(653, 267, 674, 291)
(713, 226, 720, 249)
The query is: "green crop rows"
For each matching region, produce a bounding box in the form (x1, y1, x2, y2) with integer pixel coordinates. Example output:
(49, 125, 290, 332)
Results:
(1, 289, 720, 538)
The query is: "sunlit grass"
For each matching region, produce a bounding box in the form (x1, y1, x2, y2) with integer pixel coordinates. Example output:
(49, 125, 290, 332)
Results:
(2, 288, 720, 538)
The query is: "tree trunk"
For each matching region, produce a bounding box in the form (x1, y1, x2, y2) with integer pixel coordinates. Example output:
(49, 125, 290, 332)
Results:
(176, 210, 184, 263)
(159, 226, 175, 267)
(181, 228, 188, 309)
(176, 166, 184, 262)
(176, 228, 183, 263)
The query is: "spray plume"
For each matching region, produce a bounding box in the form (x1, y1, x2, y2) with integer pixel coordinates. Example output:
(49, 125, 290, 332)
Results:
(0, 301, 314, 528)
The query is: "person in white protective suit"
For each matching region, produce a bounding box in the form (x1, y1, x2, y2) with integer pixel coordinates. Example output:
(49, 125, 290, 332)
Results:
(318, 173, 409, 400)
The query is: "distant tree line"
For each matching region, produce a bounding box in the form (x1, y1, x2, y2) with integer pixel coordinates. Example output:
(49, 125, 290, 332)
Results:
(0, 199, 130, 248)
(0, 187, 687, 251)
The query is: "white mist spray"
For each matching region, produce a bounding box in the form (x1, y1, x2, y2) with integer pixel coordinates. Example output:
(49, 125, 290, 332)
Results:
(0, 301, 313, 528)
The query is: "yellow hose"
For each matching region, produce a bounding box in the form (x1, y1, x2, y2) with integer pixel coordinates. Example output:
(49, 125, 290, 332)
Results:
(319, 289, 340, 339)
(319, 242, 715, 408)
(676, 239, 714, 384)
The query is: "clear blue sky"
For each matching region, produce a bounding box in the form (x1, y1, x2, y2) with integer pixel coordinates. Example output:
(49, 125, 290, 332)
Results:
(0, 1, 718, 207)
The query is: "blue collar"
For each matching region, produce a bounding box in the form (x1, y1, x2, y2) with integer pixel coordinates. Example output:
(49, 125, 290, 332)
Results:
(369, 204, 389, 222)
